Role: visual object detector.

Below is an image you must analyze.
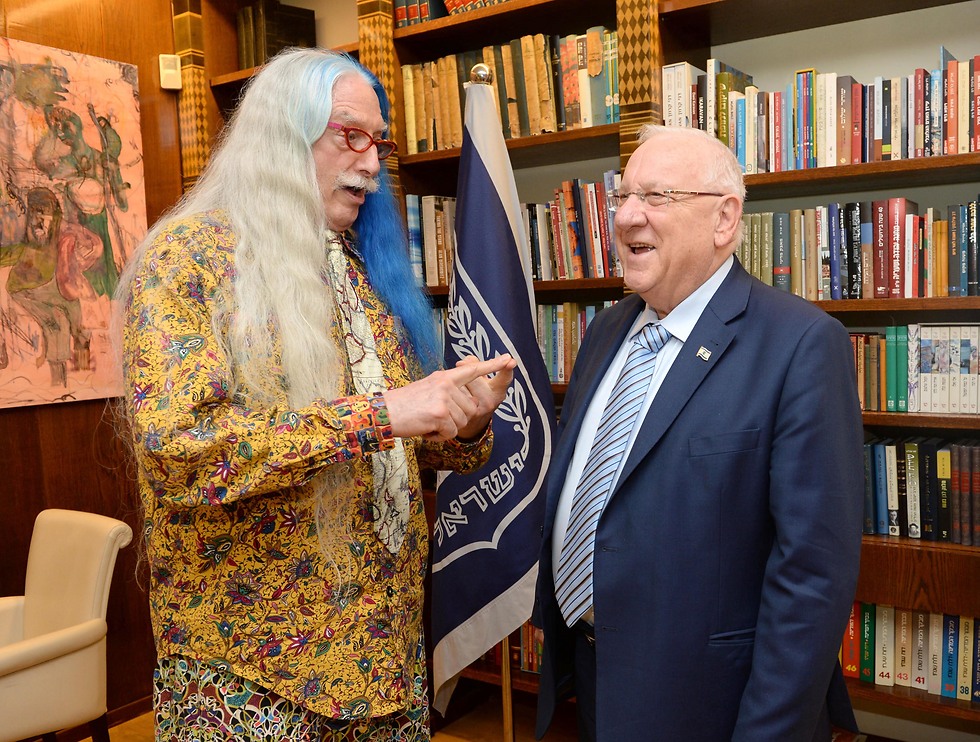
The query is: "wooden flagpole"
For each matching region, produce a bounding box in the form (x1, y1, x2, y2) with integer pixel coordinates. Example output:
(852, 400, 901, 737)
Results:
(500, 635, 515, 742)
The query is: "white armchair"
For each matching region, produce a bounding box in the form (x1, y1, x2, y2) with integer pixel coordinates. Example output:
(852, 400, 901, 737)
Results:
(0, 509, 133, 742)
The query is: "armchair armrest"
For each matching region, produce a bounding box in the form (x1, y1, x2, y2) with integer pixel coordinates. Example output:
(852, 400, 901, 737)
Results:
(0, 618, 107, 677)
(0, 597, 24, 647)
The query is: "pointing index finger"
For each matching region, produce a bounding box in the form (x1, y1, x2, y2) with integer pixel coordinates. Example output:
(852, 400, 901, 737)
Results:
(447, 355, 515, 384)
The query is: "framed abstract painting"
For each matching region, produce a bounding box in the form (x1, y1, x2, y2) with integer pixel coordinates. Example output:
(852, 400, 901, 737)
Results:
(0, 37, 146, 408)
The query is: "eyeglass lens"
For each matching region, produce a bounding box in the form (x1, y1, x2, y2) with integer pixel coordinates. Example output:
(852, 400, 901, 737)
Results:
(345, 126, 395, 159)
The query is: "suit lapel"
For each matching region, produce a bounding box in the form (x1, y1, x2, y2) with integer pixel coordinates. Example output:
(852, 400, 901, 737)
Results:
(616, 261, 752, 488)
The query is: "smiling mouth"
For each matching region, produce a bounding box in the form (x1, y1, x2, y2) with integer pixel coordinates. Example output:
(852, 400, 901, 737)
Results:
(628, 243, 655, 254)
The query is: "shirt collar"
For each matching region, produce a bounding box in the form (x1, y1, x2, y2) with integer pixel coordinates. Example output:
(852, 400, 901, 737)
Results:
(633, 255, 734, 343)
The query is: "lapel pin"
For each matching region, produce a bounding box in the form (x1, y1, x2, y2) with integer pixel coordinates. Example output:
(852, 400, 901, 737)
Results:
(696, 346, 712, 361)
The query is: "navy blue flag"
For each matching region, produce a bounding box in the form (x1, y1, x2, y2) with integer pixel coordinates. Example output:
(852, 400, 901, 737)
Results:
(431, 76, 556, 713)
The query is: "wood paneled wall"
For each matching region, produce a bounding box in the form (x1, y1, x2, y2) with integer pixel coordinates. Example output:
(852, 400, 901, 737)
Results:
(0, 0, 183, 727)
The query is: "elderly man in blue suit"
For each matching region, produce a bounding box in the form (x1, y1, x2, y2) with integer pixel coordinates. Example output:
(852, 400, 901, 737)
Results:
(534, 124, 864, 741)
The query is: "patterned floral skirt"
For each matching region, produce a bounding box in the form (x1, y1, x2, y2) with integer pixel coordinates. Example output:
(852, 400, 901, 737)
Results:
(153, 656, 430, 741)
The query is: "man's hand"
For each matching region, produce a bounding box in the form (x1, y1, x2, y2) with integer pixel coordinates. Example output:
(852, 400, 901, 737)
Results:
(384, 354, 517, 441)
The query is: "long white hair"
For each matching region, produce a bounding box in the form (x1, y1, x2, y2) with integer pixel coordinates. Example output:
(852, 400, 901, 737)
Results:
(114, 50, 382, 567)
(116, 49, 376, 409)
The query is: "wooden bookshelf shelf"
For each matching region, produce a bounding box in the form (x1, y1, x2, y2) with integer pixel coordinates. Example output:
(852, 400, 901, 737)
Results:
(745, 152, 980, 200)
(398, 126, 619, 195)
(856, 536, 980, 617)
(814, 297, 980, 326)
(427, 277, 624, 303)
(816, 297, 980, 314)
(662, 0, 962, 47)
(861, 412, 980, 430)
(461, 659, 541, 694)
(209, 44, 360, 114)
(211, 67, 257, 88)
(846, 678, 980, 726)
(397, 124, 620, 195)
(393, 0, 613, 55)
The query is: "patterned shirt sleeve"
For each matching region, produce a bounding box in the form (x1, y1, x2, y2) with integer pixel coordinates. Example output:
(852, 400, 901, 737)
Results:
(416, 423, 494, 474)
(122, 217, 395, 506)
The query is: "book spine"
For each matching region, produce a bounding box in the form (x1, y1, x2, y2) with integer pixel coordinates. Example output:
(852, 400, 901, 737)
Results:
(561, 36, 581, 130)
(772, 211, 791, 291)
(576, 34, 593, 128)
(842, 601, 861, 679)
(874, 442, 889, 534)
(913, 610, 930, 691)
(895, 608, 912, 687)
(875, 604, 895, 687)
(549, 35, 566, 131)
(860, 602, 876, 683)
(534, 34, 556, 134)
(519, 36, 541, 135)
(957, 616, 974, 700)
(937, 445, 952, 541)
(586, 27, 608, 125)
(941, 614, 959, 698)
(904, 439, 919, 536)
(828, 202, 842, 299)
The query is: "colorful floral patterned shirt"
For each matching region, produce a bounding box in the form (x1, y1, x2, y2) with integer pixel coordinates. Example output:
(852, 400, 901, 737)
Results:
(122, 212, 492, 719)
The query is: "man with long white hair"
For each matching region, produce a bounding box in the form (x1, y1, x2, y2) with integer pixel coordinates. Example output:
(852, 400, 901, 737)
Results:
(115, 49, 515, 740)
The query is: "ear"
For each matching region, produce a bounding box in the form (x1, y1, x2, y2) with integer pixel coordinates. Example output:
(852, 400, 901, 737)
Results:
(714, 195, 743, 250)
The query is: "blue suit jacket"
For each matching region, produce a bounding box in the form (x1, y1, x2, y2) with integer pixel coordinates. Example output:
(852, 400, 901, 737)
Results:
(534, 260, 864, 741)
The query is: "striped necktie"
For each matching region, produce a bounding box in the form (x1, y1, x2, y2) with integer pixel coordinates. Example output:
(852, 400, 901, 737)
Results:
(555, 322, 671, 626)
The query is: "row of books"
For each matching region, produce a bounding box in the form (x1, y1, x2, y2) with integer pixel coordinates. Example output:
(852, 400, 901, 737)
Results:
(406, 194, 456, 288)
(861, 437, 979, 546)
(400, 27, 618, 153)
(406, 170, 622, 288)
(394, 0, 511, 26)
(666, 46, 980, 172)
(472, 620, 542, 674)
(443, 0, 512, 15)
(393, 0, 446, 28)
(235, 1, 315, 71)
(850, 324, 980, 416)
(529, 173, 622, 282)
(843, 602, 980, 702)
(537, 302, 614, 384)
(739, 196, 980, 301)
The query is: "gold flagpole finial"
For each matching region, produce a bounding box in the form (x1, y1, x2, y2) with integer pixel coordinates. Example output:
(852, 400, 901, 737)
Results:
(469, 63, 493, 85)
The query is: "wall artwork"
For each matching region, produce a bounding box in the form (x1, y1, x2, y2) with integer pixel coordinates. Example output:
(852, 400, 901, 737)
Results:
(0, 37, 146, 408)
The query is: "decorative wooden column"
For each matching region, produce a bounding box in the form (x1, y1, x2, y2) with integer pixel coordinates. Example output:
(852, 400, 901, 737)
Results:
(356, 0, 402, 194)
(616, 0, 662, 169)
(172, 0, 211, 189)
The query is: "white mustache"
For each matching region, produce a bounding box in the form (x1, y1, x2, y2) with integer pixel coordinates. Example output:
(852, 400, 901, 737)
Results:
(336, 172, 379, 193)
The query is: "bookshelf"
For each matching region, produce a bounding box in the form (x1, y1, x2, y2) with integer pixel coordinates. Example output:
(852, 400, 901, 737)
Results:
(657, 0, 980, 736)
(376, 0, 980, 737)
(190, 0, 979, 735)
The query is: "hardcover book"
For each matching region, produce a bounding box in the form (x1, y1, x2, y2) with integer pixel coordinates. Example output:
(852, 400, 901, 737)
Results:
(941, 614, 960, 698)
(860, 603, 876, 683)
(895, 608, 913, 687)
(842, 602, 861, 678)
(912, 610, 930, 691)
(875, 604, 895, 687)
(957, 616, 974, 701)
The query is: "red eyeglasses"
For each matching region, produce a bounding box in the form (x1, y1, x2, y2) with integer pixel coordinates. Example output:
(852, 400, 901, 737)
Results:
(326, 122, 397, 160)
